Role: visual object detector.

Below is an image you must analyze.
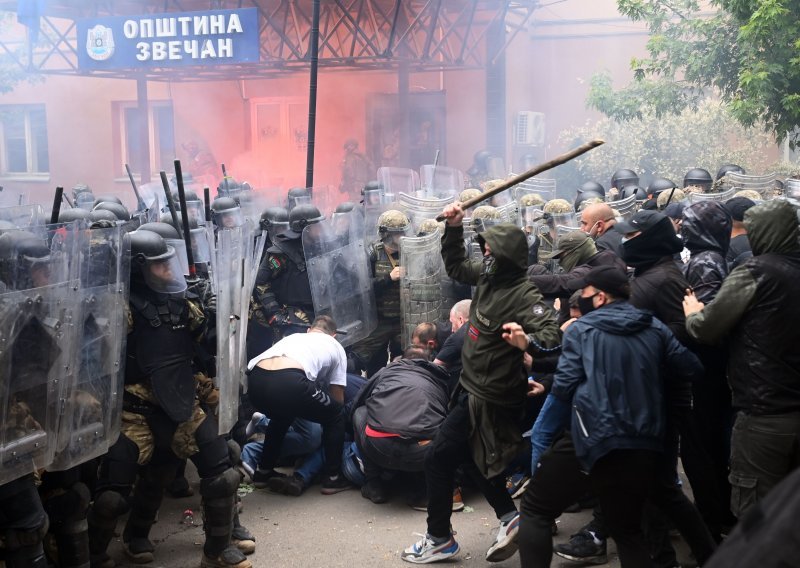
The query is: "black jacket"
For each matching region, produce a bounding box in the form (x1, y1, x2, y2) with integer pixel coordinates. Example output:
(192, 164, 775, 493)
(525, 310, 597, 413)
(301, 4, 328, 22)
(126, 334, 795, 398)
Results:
(351, 359, 450, 440)
(681, 202, 732, 304)
(687, 200, 800, 415)
(551, 301, 703, 469)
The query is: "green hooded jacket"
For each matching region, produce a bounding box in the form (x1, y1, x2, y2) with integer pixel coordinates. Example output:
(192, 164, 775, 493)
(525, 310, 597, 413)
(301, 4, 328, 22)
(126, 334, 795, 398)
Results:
(442, 222, 561, 477)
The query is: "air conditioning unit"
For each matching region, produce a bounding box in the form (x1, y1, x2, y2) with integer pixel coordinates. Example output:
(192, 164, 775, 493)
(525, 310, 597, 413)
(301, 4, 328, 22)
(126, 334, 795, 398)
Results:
(514, 111, 545, 146)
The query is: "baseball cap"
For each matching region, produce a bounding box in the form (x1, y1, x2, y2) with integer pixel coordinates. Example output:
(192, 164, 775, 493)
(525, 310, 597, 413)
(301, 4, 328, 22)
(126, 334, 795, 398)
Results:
(663, 202, 686, 220)
(724, 196, 756, 222)
(568, 264, 631, 299)
(614, 209, 666, 234)
(545, 230, 591, 259)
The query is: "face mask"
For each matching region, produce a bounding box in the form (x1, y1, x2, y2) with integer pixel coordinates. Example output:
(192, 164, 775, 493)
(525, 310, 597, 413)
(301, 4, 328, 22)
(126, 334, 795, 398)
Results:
(577, 293, 598, 315)
(584, 221, 600, 239)
(482, 254, 497, 276)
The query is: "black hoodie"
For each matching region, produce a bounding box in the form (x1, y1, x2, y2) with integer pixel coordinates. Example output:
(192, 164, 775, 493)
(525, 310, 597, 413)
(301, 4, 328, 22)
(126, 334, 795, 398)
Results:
(681, 202, 732, 303)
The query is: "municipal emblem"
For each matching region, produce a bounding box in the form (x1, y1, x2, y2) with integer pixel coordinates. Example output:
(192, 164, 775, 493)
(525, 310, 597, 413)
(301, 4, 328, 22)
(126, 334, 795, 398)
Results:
(86, 25, 115, 62)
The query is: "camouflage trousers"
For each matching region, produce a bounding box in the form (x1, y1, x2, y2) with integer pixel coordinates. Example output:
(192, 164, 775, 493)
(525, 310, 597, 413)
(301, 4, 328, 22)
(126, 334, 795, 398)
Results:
(349, 318, 402, 378)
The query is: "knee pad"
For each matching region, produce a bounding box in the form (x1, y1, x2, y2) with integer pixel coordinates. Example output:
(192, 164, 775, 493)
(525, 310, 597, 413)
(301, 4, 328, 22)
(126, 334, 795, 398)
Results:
(226, 439, 242, 466)
(199, 468, 240, 500)
(3, 519, 49, 553)
(90, 491, 129, 524)
(42, 482, 91, 525)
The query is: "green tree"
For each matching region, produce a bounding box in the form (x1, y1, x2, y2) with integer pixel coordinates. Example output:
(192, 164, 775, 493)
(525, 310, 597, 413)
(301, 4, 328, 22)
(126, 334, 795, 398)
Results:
(554, 99, 777, 190)
(589, 1, 800, 147)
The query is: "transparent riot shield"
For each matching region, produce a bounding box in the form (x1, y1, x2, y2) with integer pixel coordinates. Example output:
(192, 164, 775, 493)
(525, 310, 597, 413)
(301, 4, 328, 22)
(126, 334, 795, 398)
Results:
(0, 204, 47, 230)
(512, 178, 557, 204)
(377, 167, 419, 197)
(399, 230, 445, 349)
(610, 193, 638, 220)
(303, 209, 377, 347)
(419, 166, 464, 199)
(215, 226, 246, 436)
(50, 225, 129, 471)
(496, 202, 519, 225)
(0, 285, 79, 484)
(397, 192, 455, 235)
(723, 172, 776, 198)
(786, 179, 800, 201)
(687, 187, 737, 204)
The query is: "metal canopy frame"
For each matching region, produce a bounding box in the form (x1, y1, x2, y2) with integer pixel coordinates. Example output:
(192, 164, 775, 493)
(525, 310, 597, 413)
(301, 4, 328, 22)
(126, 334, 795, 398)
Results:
(0, 1, 538, 81)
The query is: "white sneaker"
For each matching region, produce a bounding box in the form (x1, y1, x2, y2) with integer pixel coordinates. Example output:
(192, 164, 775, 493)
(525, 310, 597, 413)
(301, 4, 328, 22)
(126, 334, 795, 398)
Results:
(401, 533, 460, 564)
(485, 512, 520, 562)
(245, 412, 266, 438)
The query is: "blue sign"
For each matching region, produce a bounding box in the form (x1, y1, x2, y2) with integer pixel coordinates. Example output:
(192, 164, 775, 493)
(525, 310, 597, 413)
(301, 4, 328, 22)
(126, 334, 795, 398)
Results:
(77, 8, 259, 70)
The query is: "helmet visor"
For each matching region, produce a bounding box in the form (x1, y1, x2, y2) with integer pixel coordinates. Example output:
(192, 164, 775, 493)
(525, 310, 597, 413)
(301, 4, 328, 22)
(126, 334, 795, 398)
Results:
(165, 238, 190, 276)
(214, 208, 243, 229)
(142, 247, 187, 294)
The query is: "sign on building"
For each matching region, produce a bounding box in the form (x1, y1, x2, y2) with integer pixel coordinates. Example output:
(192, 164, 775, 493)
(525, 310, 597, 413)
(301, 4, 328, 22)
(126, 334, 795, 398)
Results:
(77, 8, 259, 70)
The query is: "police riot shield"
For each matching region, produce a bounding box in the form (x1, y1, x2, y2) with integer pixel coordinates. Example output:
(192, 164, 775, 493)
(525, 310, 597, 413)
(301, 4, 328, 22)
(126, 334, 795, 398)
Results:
(303, 209, 377, 347)
(0, 227, 81, 484)
(723, 172, 776, 198)
(0, 204, 47, 230)
(786, 178, 800, 201)
(397, 192, 455, 235)
(214, 223, 249, 436)
(611, 193, 638, 220)
(496, 201, 519, 225)
(688, 187, 737, 204)
(399, 230, 445, 349)
(512, 178, 557, 204)
(419, 166, 464, 199)
(50, 225, 129, 471)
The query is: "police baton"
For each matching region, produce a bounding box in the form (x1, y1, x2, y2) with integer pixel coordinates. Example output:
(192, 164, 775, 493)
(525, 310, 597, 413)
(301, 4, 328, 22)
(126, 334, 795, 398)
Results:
(159, 171, 183, 239)
(125, 163, 147, 212)
(174, 159, 197, 279)
(50, 186, 63, 225)
(435, 139, 605, 222)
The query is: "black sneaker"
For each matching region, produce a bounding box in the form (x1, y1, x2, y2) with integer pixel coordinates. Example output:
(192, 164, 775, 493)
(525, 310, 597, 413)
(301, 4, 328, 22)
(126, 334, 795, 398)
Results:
(123, 537, 155, 564)
(553, 530, 608, 565)
(252, 469, 285, 489)
(320, 474, 353, 495)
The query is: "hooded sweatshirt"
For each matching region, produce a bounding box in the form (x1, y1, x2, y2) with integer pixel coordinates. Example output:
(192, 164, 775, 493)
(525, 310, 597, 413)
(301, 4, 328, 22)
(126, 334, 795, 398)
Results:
(686, 200, 800, 414)
(681, 202, 732, 303)
(441, 222, 561, 476)
(544, 301, 703, 470)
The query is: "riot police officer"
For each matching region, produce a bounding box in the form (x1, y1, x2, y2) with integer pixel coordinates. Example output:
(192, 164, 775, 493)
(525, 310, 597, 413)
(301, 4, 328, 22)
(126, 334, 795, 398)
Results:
(348, 209, 410, 376)
(252, 204, 323, 344)
(87, 231, 251, 568)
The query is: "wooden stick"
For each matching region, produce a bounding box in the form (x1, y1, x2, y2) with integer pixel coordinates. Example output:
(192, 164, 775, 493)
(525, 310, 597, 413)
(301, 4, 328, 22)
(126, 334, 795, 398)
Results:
(436, 139, 605, 221)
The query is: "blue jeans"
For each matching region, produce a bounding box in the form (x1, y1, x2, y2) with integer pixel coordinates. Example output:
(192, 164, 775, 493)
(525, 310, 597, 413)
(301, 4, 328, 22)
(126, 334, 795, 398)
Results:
(241, 417, 322, 472)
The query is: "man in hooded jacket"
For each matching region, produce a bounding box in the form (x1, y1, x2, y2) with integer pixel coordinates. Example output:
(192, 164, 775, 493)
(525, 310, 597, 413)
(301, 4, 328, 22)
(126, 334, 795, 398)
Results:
(401, 203, 561, 564)
(684, 199, 800, 519)
(527, 230, 627, 324)
(679, 201, 738, 538)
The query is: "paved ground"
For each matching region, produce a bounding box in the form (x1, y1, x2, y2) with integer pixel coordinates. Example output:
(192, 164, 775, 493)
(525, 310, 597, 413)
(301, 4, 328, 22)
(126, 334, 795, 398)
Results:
(104, 462, 698, 568)
(103, 463, 636, 568)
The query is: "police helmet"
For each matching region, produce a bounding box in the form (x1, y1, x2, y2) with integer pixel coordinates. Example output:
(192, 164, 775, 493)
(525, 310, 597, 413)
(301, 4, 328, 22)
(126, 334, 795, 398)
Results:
(288, 204, 324, 234)
(259, 206, 290, 231)
(716, 164, 745, 181)
(647, 178, 676, 197)
(683, 168, 713, 190)
(129, 230, 186, 294)
(377, 209, 411, 233)
(610, 169, 639, 190)
(58, 208, 92, 224)
(93, 201, 131, 221)
(543, 198, 572, 215)
(578, 181, 605, 197)
(88, 209, 119, 223)
(574, 192, 604, 212)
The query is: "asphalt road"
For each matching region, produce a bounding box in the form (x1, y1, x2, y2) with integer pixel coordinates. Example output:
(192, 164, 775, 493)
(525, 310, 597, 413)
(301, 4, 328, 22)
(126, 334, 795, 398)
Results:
(103, 464, 634, 568)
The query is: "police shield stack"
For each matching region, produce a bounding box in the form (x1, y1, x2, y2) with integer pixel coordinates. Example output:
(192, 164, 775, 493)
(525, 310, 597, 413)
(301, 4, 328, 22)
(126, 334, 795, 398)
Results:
(303, 208, 377, 347)
(214, 218, 265, 435)
(0, 222, 83, 485)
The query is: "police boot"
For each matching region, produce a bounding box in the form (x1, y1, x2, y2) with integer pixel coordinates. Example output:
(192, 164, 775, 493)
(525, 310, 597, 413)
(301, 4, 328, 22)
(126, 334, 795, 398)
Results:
(122, 464, 174, 564)
(199, 469, 251, 568)
(44, 481, 92, 568)
(88, 490, 129, 568)
(231, 512, 255, 555)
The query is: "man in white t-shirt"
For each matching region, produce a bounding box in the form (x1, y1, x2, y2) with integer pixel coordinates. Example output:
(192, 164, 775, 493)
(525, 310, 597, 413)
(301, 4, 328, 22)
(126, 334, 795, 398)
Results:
(246, 315, 351, 494)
